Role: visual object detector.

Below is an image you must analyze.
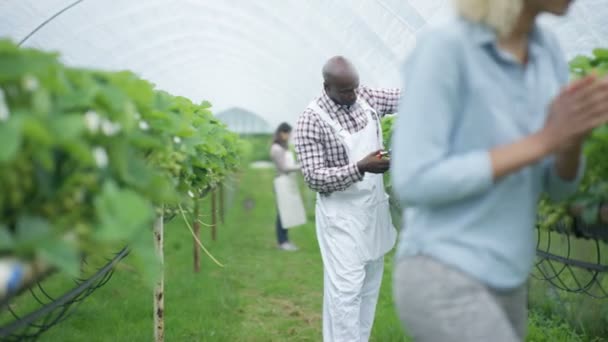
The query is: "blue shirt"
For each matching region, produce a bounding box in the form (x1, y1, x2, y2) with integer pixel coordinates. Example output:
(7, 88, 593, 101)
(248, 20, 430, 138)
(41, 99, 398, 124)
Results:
(392, 18, 584, 290)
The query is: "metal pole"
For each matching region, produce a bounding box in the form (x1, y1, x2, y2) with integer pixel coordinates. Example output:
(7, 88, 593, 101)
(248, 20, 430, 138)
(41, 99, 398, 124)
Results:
(219, 183, 225, 224)
(153, 215, 164, 342)
(211, 190, 217, 241)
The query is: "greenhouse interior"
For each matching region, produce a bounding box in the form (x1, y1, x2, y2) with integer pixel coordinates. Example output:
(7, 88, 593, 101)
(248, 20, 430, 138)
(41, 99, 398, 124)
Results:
(1, 0, 608, 341)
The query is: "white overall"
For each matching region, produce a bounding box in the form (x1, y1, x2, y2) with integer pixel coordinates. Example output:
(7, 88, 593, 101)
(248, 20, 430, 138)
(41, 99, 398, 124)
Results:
(308, 99, 397, 342)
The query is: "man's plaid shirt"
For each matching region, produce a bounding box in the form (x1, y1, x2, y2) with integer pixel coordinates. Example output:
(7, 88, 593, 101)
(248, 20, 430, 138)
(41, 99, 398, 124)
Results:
(295, 86, 401, 195)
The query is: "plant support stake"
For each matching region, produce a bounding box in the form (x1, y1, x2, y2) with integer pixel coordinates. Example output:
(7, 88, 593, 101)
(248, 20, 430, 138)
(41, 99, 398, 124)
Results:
(153, 214, 164, 342)
(211, 189, 217, 241)
(219, 183, 225, 224)
(193, 201, 201, 273)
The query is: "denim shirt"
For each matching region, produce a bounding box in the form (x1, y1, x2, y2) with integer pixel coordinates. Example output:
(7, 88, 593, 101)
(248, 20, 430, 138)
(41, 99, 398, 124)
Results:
(391, 18, 584, 290)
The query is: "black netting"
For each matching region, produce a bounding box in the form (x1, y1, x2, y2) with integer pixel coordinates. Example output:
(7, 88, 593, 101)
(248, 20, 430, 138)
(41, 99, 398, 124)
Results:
(534, 222, 608, 299)
(0, 248, 129, 341)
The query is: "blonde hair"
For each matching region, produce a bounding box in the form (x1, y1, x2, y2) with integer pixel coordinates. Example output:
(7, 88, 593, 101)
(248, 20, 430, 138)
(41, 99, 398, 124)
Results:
(454, 0, 524, 37)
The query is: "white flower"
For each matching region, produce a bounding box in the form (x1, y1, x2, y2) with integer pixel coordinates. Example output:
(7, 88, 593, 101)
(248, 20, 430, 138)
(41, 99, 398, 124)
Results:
(93, 147, 109, 168)
(101, 119, 121, 136)
(22, 75, 39, 92)
(173, 136, 182, 144)
(0, 89, 10, 122)
(188, 190, 195, 198)
(138, 120, 150, 130)
(84, 110, 101, 133)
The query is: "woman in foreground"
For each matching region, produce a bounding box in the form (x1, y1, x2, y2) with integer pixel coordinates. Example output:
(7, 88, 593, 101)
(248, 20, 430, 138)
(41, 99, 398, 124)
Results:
(391, 0, 608, 341)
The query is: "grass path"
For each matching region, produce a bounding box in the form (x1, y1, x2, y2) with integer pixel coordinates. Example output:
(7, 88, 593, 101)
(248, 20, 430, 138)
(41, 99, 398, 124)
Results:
(21, 168, 597, 341)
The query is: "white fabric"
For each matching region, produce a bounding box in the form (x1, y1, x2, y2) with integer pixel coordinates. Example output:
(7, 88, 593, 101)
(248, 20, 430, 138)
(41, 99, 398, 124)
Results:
(273, 172, 307, 229)
(284, 150, 298, 170)
(1, 1, 605, 127)
(309, 99, 396, 342)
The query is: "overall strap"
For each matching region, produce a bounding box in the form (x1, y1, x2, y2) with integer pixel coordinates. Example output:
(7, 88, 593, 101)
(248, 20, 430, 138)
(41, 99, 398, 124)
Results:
(308, 101, 349, 140)
(357, 98, 384, 148)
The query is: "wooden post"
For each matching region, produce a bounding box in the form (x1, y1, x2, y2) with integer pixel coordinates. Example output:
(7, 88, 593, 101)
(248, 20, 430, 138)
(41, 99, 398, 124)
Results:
(219, 183, 225, 224)
(193, 201, 201, 273)
(153, 214, 164, 342)
(211, 189, 217, 241)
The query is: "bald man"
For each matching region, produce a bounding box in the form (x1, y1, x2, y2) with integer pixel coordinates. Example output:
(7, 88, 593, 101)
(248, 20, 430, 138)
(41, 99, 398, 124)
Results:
(295, 56, 401, 342)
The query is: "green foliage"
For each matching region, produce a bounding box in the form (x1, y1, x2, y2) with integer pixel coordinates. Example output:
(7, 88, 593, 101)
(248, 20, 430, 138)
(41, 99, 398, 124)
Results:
(539, 48, 608, 230)
(381, 115, 404, 226)
(240, 134, 273, 162)
(381, 115, 395, 150)
(569, 48, 608, 78)
(0, 40, 242, 278)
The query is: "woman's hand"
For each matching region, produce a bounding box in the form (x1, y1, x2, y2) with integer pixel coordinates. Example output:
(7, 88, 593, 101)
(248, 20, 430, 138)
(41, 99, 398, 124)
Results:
(489, 76, 608, 181)
(540, 75, 608, 153)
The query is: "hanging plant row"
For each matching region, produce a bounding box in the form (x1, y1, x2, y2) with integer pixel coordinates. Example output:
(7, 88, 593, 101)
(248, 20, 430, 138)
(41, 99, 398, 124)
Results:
(0, 40, 244, 290)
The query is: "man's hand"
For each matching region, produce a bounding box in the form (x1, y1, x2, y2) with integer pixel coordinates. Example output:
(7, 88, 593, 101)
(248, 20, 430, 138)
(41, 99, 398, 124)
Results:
(357, 150, 390, 174)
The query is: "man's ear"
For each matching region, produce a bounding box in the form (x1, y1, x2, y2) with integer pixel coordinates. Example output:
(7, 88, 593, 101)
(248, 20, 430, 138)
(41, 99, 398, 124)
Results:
(323, 82, 329, 92)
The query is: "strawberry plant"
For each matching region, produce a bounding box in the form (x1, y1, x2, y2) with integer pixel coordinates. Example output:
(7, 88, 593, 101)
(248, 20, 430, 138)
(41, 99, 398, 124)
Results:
(538, 48, 608, 232)
(0, 40, 242, 280)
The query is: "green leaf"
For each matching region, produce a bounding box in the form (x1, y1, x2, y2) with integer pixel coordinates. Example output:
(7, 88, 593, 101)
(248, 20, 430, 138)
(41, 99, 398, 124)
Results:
(130, 131, 163, 149)
(49, 113, 85, 141)
(595, 62, 608, 77)
(94, 181, 154, 241)
(0, 117, 22, 161)
(31, 88, 52, 115)
(581, 203, 600, 225)
(38, 239, 80, 277)
(22, 116, 54, 146)
(0, 225, 15, 250)
(109, 143, 157, 191)
(569, 55, 592, 70)
(147, 174, 179, 204)
(15, 216, 51, 243)
(32, 148, 55, 171)
(0, 47, 59, 82)
(55, 86, 98, 110)
(128, 228, 160, 288)
(63, 141, 94, 165)
(592, 48, 608, 61)
(96, 85, 128, 115)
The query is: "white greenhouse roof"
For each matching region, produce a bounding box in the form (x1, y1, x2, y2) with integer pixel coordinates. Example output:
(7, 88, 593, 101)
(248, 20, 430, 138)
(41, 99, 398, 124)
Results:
(1, 0, 606, 127)
(216, 108, 273, 135)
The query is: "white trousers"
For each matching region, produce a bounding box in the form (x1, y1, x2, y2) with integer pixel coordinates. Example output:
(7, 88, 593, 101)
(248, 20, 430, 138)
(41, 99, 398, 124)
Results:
(323, 256, 384, 342)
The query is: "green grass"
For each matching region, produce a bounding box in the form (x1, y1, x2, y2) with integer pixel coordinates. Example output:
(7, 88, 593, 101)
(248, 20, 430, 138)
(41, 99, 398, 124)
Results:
(240, 134, 273, 163)
(2, 168, 602, 341)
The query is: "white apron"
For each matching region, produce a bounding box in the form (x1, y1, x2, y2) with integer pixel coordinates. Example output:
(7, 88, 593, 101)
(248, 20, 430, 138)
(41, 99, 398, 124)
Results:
(274, 150, 307, 228)
(309, 99, 396, 342)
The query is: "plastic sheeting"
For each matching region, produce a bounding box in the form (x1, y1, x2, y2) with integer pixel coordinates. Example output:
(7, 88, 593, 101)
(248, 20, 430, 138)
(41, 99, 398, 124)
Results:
(0, 0, 606, 126)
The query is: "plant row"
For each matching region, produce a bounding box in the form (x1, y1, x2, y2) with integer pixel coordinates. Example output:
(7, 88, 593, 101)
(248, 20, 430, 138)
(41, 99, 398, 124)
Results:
(0, 40, 243, 282)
